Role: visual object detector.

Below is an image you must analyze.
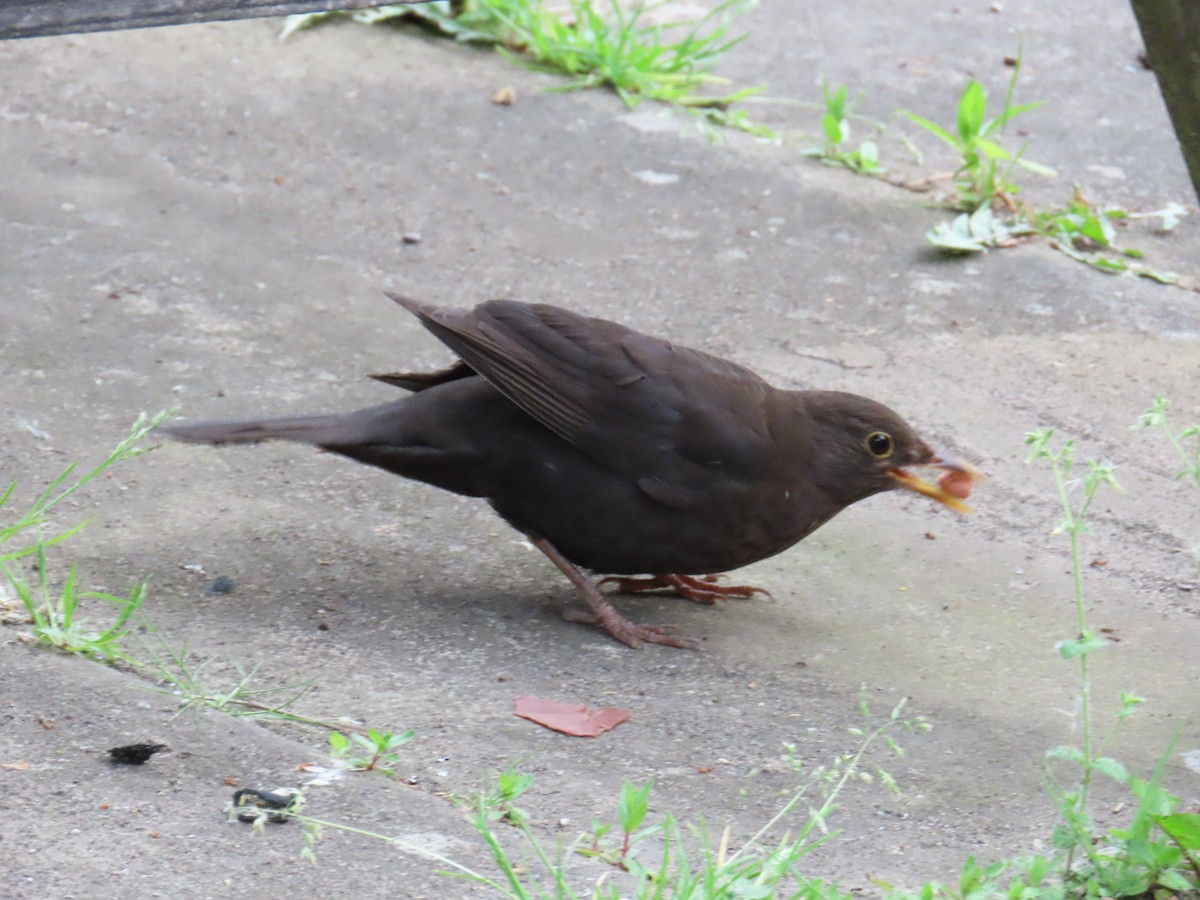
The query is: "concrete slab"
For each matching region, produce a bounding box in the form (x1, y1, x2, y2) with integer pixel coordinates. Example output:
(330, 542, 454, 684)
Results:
(0, 646, 505, 898)
(2, 2, 1198, 896)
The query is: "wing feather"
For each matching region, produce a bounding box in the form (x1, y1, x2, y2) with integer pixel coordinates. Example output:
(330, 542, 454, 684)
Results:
(388, 294, 775, 507)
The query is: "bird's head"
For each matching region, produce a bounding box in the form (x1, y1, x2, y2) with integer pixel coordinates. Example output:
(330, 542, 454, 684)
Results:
(804, 391, 983, 513)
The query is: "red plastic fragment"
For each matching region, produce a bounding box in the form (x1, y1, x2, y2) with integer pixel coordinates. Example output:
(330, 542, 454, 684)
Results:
(513, 696, 631, 737)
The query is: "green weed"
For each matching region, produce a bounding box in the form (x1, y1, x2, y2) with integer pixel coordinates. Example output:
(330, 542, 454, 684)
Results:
(879, 420, 1199, 898)
(1, 410, 172, 660)
(447, 695, 919, 897)
(282, 0, 772, 136)
(237, 698, 916, 897)
(1020, 425, 1194, 897)
(1025, 429, 1121, 792)
(922, 204, 1037, 253)
(479, 764, 535, 826)
(923, 183, 1187, 282)
(1136, 397, 1200, 492)
(2, 545, 147, 662)
(1024, 427, 1189, 896)
(140, 637, 361, 728)
(802, 80, 884, 175)
(815, 55, 1187, 283)
(1034, 189, 1182, 283)
(1, 409, 170, 558)
(901, 46, 1054, 211)
(328, 727, 415, 776)
(0, 410, 362, 735)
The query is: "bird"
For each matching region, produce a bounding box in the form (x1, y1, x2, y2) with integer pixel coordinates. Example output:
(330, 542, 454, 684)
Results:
(159, 294, 981, 650)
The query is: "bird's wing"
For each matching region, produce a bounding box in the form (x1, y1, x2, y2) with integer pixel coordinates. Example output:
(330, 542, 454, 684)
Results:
(388, 295, 775, 508)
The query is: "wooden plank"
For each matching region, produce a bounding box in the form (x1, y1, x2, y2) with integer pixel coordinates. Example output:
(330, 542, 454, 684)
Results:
(1130, 0, 1200, 205)
(0, 1, 419, 40)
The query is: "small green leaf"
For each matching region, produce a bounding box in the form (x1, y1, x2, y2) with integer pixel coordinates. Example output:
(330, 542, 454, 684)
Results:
(617, 779, 653, 833)
(1088, 256, 1128, 273)
(1136, 267, 1179, 285)
(1092, 756, 1129, 784)
(1057, 633, 1108, 659)
(957, 80, 987, 142)
(927, 216, 985, 252)
(984, 100, 1043, 136)
(928, 207, 1033, 253)
(1017, 159, 1056, 178)
(901, 110, 963, 151)
(1027, 853, 1050, 885)
(1079, 214, 1115, 246)
(822, 112, 847, 145)
(1137, 398, 1170, 428)
(1129, 776, 1179, 816)
(352, 731, 379, 752)
(1117, 692, 1146, 719)
(831, 83, 847, 119)
(973, 137, 1012, 161)
(1051, 821, 1080, 849)
(1157, 869, 1194, 892)
(1046, 745, 1086, 764)
(1155, 812, 1200, 850)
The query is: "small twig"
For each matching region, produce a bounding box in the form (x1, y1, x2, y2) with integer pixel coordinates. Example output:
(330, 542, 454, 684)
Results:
(187, 694, 373, 733)
(883, 171, 956, 192)
(788, 352, 875, 371)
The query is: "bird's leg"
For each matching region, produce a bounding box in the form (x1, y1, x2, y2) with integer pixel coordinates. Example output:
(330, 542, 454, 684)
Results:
(529, 536, 702, 650)
(597, 573, 773, 605)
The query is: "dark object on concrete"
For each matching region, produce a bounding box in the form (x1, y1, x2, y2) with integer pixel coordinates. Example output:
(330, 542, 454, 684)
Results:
(160, 296, 980, 649)
(231, 787, 299, 824)
(0, 1, 400, 40)
(204, 576, 236, 595)
(108, 742, 169, 765)
(1130, 0, 1200, 204)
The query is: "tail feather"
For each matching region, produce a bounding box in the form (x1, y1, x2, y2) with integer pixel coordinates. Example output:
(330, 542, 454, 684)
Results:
(158, 414, 348, 447)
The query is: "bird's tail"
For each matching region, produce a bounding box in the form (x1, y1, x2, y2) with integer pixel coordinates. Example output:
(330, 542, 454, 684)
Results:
(158, 414, 350, 447)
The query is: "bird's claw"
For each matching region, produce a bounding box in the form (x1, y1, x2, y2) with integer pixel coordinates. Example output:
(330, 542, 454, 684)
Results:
(598, 573, 773, 605)
(562, 609, 702, 650)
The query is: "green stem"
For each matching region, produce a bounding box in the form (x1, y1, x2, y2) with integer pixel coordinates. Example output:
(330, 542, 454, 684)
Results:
(1067, 526, 1092, 791)
(1160, 423, 1200, 489)
(724, 715, 895, 867)
(1046, 449, 1094, 878)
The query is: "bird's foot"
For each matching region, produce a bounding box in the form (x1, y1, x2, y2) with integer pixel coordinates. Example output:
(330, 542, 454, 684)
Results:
(527, 536, 703, 650)
(598, 573, 772, 605)
(562, 608, 702, 651)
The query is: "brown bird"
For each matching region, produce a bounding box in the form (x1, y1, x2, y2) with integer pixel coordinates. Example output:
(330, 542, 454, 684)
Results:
(160, 295, 981, 649)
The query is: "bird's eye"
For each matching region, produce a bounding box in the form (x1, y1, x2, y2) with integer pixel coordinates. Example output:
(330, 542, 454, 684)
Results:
(865, 431, 894, 459)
